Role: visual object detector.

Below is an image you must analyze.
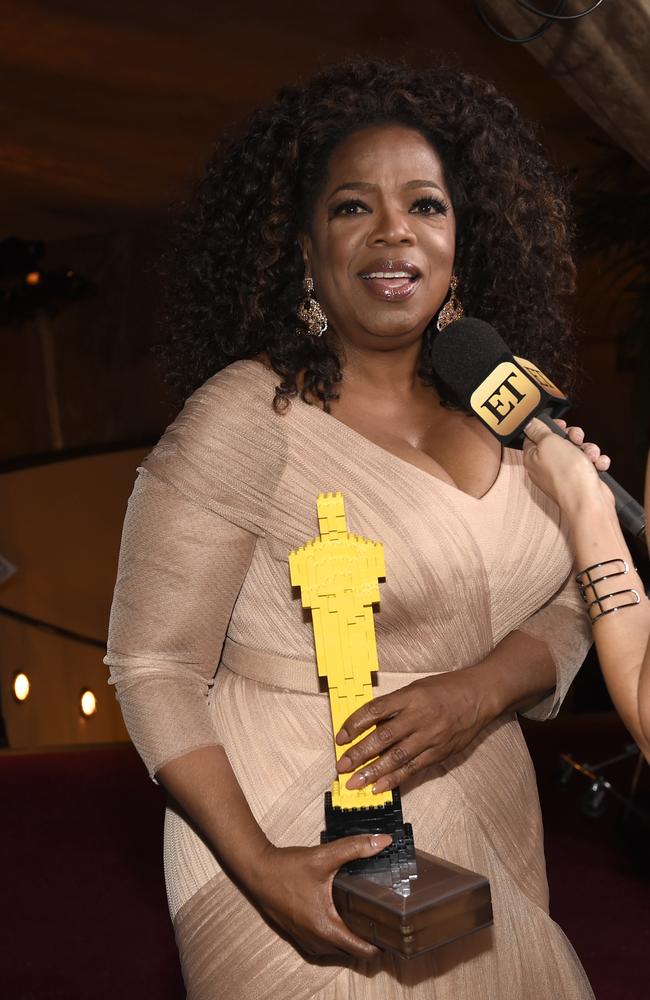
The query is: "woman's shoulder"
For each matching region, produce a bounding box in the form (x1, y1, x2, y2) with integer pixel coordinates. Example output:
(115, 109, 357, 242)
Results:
(168, 359, 283, 442)
(196, 358, 279, 407)
(141, 360, 288, 522)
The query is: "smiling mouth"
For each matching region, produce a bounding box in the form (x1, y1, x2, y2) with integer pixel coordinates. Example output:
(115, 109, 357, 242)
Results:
(358, 260, 421, 301)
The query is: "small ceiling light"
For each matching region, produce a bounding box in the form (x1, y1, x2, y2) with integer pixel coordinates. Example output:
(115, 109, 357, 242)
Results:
(13, 672, 31, 702)
(80, 689, 97, 717)
(25, 271, 41, 285)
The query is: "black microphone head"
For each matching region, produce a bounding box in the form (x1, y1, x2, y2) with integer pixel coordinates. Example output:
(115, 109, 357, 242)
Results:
(430, 317, 570, 444)
(430, 318, 513, 406)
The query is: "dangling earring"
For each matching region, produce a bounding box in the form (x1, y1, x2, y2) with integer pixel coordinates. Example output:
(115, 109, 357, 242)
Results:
(436, 274, 464, 332)
(298, 276, 328, 338)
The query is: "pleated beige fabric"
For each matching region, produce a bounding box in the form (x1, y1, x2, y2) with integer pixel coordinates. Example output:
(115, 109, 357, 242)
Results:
(105, 360, 594, 999)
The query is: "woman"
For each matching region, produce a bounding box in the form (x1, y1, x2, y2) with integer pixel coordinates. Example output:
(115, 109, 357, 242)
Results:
(524, 418, 650, 759)
(106, 60, 595, 997)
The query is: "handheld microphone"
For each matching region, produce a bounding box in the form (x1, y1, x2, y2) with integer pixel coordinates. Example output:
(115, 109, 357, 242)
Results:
(430, 318, 646, 542)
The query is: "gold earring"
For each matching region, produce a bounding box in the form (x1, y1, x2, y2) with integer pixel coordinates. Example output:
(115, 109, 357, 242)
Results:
(436, 274, 464, 332)
(298, 276, 328, 338)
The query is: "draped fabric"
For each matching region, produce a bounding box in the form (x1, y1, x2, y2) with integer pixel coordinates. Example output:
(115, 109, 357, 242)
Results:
(480, 0, 650, 173)
(105, 360, 593, 998)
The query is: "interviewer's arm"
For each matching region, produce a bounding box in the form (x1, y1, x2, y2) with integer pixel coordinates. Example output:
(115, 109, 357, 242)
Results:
(524, 418, 650, 758)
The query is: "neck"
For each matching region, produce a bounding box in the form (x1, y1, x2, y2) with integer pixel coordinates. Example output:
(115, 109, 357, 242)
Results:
(338, 338, 424, 397)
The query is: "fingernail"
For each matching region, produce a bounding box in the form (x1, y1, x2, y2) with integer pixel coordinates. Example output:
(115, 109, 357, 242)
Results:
(372, 780, 388, 794)
(370, 834, 392, 849)
(346, 770, 367, 789)
(337, 755, 352, 773)
(336, 728, 350, 744)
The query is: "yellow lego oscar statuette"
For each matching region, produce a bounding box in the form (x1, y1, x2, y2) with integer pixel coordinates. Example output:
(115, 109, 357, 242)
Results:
(289, 492, 392, 810)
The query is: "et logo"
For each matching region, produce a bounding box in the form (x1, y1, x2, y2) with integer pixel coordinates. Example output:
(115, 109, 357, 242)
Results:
(470, 363, 540, 437)
(514, 357, 566, 402)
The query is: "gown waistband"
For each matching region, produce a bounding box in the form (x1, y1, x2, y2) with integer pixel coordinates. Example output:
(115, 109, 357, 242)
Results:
(220, 637, 440, 695)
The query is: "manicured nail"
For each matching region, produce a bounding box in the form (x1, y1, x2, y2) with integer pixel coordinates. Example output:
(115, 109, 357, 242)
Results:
(336, 728, 350, 744)
(346, 770, 367, 789)
(372, 780, 389, 794)
(370, 834, 392, 849)
(337, 755, 352, 772)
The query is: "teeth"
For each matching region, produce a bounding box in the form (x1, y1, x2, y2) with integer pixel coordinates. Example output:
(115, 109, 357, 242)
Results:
(364, 271, 414, 279)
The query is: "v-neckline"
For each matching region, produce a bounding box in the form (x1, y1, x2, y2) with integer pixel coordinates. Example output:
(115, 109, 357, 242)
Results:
(299, 394, 505, 503)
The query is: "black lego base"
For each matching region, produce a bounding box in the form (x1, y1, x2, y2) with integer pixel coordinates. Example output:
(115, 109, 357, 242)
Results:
(321, 787, 416, 883)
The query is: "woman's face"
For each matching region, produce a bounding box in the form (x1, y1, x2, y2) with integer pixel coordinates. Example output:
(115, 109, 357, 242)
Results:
(301, 123, 456, 353)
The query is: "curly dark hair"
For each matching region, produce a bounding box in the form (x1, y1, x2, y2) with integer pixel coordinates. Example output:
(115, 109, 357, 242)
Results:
(160, 58, 576, 410)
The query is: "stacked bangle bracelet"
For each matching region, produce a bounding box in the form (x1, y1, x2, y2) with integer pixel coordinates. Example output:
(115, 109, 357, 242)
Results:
(575, 558, 641, 624)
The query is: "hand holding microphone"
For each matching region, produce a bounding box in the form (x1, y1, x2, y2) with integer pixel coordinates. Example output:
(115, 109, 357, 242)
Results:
(523, 417, 613, 517)
(430, 317, 646, 543)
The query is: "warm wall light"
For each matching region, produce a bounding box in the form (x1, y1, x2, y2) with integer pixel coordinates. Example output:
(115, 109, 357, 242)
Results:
(25, 271, 41, 285)
(13, 672, 31, 702)
(80, 689, 97, 717)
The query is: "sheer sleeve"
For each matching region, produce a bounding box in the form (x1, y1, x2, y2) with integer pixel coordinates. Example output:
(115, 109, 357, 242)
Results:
(105, 470, 257, 778)
(517, 567, 591, 721)
(104, 362, 287, 777)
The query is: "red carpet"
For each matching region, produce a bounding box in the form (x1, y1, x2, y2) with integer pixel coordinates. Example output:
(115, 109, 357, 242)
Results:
(1, 713, 647, 999)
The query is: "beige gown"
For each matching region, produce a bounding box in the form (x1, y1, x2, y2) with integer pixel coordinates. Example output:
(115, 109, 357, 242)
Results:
(105, 360, 594, 999)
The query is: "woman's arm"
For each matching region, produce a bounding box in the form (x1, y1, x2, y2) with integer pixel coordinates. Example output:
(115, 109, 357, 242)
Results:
(522, 417, 650, 759)
(106, 469, 387, 959)
(334, 628, 559, 795)
(105, 470, 256, 777)
(158, 744, 391, 959)
(336, 452, 599, 791)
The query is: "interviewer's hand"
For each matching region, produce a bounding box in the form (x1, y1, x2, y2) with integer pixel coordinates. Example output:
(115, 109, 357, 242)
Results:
(248, 834, 391, 960)
(334, 668, 491, 794)
(523, 417, 613, 515)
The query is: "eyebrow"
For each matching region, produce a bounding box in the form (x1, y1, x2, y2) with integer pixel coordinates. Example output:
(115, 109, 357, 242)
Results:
(327, 179, 447, 200)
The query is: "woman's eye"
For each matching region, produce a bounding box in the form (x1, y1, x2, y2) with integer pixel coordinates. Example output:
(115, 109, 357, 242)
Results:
(410, 196, 449, 216)
(331, 199, 369, 217)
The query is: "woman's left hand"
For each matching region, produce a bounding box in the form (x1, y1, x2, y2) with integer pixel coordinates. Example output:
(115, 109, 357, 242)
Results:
(335, 668, 493, 794)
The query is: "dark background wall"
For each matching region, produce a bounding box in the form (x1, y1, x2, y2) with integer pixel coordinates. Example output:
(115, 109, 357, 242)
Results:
(2, 0, 647, 490)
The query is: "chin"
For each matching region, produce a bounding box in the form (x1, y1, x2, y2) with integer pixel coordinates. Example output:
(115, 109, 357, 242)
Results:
(364, 309, 432, 339)
(363, 323, 429, 346)
(356, 300, 437, 337)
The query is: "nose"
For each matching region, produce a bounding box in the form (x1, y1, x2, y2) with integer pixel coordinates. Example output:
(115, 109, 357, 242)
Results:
(368, 200, 415, 247)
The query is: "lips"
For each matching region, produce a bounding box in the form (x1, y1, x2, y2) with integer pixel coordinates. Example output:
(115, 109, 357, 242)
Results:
(358, 258, 421, 301)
